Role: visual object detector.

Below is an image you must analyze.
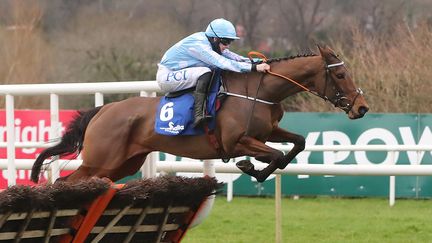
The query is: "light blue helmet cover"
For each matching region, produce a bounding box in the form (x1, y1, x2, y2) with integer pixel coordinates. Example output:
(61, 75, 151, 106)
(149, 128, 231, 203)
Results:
(205, 18, 240, 39)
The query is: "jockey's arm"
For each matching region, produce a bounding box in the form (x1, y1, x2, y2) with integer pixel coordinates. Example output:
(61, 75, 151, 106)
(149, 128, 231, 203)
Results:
(221, 49, 250, 62)
(188, 45, 252, 73)
(222, 49, 270, 72)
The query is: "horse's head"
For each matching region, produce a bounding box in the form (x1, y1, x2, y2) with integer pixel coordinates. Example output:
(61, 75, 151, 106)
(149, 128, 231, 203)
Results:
(316, 45, 369, 119)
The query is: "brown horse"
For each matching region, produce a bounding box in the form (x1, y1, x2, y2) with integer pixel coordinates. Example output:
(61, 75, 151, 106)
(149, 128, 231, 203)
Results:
(31, 45, 369, 183)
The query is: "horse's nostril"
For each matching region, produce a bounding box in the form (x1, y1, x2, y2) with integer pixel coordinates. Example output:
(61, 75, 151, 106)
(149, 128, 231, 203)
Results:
(358, 106, 369, 115)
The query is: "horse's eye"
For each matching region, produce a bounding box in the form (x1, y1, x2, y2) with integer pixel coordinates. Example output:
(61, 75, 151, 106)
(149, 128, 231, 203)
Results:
(336, 73, 345, 79)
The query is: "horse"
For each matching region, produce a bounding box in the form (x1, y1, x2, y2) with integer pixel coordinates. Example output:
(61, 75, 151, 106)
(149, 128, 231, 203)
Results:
(31, 45, 369, 184)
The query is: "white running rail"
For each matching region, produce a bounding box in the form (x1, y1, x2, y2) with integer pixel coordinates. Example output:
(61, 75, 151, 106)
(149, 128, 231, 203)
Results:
(1, 81, 432, 208)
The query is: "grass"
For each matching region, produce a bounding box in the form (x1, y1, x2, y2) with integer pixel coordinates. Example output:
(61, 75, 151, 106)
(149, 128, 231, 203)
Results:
(183, 196, 432, 243)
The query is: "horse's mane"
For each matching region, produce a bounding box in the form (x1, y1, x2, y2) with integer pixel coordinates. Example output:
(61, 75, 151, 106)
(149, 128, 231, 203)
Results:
(223, 52, 318, 77)
(266, 53, 318, 64)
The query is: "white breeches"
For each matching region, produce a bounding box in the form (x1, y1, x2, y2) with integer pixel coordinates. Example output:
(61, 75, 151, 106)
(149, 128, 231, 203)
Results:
(156, 64, 211, 93)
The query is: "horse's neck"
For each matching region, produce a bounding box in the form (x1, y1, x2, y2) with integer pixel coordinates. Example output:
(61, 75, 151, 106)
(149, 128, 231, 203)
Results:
(223, 56, 323, 103)
(262, 56, 323, 102)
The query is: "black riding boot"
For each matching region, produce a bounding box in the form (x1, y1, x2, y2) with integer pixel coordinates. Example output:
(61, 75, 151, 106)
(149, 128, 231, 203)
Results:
(193, 72, 213, 128)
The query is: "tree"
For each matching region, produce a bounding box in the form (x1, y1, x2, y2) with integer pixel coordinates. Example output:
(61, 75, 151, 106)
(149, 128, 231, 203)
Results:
(215, 0, 266, 48)
(278, 0, 328, 50)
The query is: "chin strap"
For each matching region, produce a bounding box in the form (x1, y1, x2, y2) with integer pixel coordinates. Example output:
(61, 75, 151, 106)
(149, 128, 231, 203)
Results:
(206, 35, 221, 54)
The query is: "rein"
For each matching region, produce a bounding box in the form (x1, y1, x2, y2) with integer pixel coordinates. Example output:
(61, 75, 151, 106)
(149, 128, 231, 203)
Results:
(247, 51, 344, 101)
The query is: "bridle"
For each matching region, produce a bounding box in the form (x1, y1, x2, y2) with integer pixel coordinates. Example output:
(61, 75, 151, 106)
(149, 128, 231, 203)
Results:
(222, 51, 364, 114)
(323, 61, 364, 114)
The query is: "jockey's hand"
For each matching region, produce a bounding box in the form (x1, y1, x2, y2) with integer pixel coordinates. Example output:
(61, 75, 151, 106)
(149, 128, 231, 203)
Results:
(256, 63, 270, 72)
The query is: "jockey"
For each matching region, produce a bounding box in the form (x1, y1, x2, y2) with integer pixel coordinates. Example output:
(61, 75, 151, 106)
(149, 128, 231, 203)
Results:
(156, 18, 270, 128)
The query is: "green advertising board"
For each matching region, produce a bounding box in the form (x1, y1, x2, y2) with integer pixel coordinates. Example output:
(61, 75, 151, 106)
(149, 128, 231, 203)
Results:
(222, 112, 432, 198)
(151, 113, 432, 198)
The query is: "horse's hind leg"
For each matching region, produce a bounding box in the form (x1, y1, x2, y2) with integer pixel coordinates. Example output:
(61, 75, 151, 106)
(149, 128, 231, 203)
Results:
(109, 153, 149, 181)
(60, 166, 95, 183)
(62, 153, 149, 183)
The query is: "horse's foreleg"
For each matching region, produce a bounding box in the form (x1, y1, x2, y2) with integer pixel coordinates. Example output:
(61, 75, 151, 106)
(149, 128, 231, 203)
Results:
(267, 126, 305, 169)
(233, 136, 284, 182)
(236, 159, 280, 183)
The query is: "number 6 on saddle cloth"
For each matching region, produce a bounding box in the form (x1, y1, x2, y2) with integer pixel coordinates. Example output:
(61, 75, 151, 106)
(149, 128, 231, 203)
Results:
(155, 72, 221, 136)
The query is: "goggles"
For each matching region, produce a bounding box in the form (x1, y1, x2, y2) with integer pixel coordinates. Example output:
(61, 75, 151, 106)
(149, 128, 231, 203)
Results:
(219, 38, 234, 46)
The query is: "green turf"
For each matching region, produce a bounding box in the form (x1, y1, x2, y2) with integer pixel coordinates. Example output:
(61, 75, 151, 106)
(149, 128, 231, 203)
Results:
(183, 196, 432, 243)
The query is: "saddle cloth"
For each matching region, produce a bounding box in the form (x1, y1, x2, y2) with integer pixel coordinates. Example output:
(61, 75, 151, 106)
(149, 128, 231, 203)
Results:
(154, 73, 221, 136)
(154, 92, 218, 136)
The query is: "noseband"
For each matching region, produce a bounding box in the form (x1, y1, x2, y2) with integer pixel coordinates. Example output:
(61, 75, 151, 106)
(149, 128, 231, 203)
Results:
(323, 61, 364, 113)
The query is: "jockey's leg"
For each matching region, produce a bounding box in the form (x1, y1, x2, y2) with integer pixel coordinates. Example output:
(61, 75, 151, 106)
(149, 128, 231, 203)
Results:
(193, 72, 213, 128)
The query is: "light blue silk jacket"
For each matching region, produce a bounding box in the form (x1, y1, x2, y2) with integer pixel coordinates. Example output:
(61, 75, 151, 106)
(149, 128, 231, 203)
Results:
(159, 32, 252, 72)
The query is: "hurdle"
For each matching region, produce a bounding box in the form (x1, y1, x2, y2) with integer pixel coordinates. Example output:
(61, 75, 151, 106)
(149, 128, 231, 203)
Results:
(0, 176, 220, 242)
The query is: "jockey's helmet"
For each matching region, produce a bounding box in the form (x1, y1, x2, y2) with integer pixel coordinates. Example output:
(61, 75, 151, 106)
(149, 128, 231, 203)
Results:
(205, 18, 240, 40)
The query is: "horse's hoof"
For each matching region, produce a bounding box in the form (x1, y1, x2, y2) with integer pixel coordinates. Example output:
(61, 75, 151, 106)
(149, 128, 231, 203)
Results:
(236, 160, 255, 173)
(256, 176, 266, 183)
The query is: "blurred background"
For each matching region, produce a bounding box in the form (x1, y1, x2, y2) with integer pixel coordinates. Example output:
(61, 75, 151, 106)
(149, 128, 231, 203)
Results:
(0, 0, 431, 112)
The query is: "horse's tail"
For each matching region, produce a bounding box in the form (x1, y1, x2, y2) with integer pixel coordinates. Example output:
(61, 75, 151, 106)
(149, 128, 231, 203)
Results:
(31, 106, 103, 183)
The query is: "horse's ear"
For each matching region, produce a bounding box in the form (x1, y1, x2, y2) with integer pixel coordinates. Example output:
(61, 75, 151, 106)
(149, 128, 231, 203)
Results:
(316, 43, 325, 56)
